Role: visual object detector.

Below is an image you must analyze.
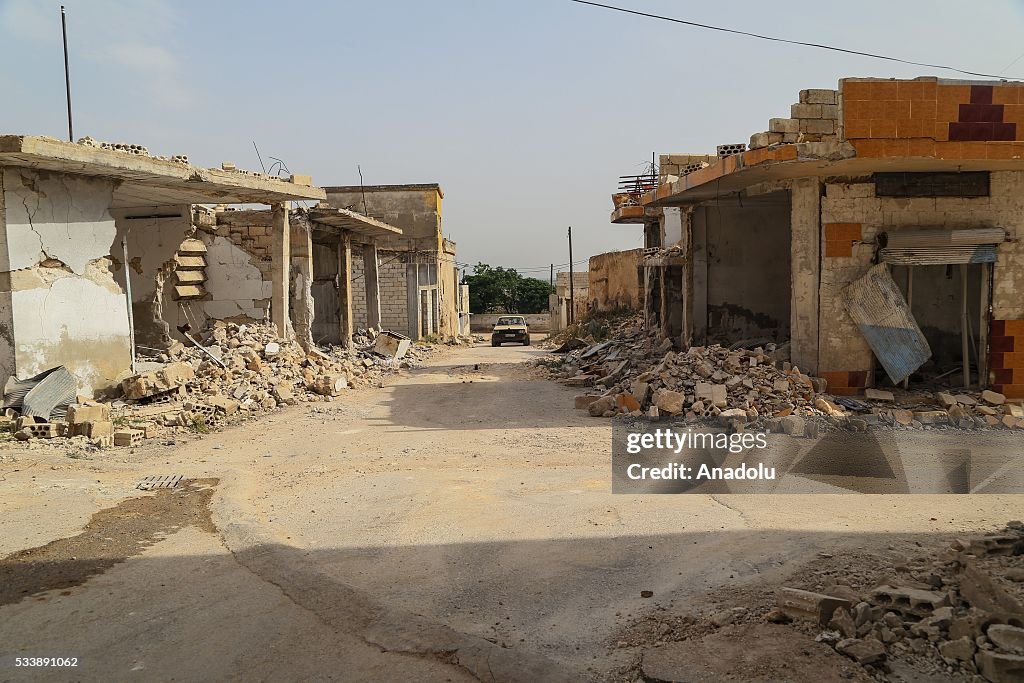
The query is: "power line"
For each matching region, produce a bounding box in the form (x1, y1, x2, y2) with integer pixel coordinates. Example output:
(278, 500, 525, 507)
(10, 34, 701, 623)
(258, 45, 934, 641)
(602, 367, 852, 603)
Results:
(568, 0, 1016, 80)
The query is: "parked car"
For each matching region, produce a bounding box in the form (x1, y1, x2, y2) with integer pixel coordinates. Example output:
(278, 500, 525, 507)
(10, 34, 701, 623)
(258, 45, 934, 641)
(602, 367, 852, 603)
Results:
(491, 315, 530, 346)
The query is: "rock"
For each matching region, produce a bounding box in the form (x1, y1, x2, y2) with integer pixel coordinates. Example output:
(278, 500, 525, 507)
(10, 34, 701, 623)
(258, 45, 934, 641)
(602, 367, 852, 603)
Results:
(574, 395, 602, 409)
(975, 650, 1024, 682)
(988, 625, 1024, 655)
(314, 373, 348, 396)
(588, 396, 615, 417)
(653, 389, 685, 414)
(982, 390, 1007, 405)
(121, 362, 195, 399)
(936, 392, 957, 408)
(710, 607, 746, 627)
(853, 602, 872, 627)
(893, 409, 914, 425)
(828, 608, 857, 638)
(781, 415, 805, 437)
(939, 637, 976, 663)
(765, 609, 793, 624)
(616, 393, 641, 412)
(836, 637, 886, 664)
(264, 342, 281, 358)
(865, 388, 894, 401)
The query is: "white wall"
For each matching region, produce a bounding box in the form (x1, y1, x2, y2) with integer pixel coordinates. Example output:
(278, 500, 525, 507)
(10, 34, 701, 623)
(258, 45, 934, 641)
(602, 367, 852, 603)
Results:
(0, 168, 132, 394)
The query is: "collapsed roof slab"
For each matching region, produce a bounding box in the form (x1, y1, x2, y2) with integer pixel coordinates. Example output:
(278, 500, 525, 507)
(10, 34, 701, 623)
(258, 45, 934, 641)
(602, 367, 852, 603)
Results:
(0, 135, 326, 208)
(307, 207, 404, 241)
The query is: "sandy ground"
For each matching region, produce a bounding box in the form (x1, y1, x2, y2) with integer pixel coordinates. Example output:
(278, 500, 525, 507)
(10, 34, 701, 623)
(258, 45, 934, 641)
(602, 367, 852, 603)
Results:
(0, 336, 1021, 682)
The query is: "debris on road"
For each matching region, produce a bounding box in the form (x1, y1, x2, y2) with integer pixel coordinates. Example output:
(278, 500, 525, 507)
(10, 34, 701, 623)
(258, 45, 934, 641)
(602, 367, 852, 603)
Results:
(535, 313, 1024, 432)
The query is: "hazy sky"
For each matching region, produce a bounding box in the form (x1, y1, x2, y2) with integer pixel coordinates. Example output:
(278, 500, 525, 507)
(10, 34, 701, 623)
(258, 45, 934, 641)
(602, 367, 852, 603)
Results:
(3, 0, 1024, 276)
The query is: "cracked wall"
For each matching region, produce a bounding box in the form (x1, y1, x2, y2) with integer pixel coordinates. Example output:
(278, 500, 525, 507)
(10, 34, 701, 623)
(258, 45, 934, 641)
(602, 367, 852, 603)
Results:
(198, 231, 272, 323)
(0, 168, 131, 394)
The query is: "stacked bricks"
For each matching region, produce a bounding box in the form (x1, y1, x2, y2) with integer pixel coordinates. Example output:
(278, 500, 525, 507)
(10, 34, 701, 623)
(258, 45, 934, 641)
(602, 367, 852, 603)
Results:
(749, 89, 839, 149)
(823, 222, 863, 258)
(842, 78, 1024, 158)
(659, 154, 715, 182)
(818, 371, 869, 397)
(990, 320, 1024, 398)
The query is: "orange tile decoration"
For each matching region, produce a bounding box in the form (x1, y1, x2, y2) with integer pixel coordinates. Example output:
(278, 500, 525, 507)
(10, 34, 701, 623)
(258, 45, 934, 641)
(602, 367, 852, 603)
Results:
(841, 78, 1024, 159)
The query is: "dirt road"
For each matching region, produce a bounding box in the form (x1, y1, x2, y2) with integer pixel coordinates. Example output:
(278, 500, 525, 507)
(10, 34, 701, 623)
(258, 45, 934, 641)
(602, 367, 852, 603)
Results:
(1, 338, 1021, 682)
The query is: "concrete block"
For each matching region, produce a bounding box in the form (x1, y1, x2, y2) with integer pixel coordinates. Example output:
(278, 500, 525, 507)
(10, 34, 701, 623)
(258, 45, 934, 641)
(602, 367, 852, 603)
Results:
(314, 373, 349, 396)
(975, 650, 1024, 683)
(791, 103, 823, 119)
(864, 388, 894, 401)
(75, 420, 113, 439)
(289, 174, 313, 186)
(777, 587, 851, 626)
(800, 88, 837, 105)
(800, 118, 835, 135)
(820, 104, 839, 119)
(113, 429, 144, 447)
(749, 131, 784, 149)
(769, 118, 800, 134)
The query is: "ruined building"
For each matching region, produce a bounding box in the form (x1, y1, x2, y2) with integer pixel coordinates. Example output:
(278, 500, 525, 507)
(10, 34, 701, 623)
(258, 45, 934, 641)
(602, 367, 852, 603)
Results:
(612, 77, 1024, 397)
(0, 135, 324, 395)
(322, 184, 465, 340)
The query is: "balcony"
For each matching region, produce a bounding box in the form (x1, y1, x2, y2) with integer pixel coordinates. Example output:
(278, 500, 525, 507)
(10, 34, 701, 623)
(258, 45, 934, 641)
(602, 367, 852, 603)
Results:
(611, 172, 659, 224)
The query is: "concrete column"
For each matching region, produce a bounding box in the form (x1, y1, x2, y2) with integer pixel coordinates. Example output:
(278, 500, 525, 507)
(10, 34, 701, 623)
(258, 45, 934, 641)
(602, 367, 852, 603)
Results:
(691, 207, 708, 344)
(270, 202, 291, 338)
(362, 241, 382, 330)
(337, 232, 353, 348)
(790, 178, 821, 374)
(289, 219, 314, 350)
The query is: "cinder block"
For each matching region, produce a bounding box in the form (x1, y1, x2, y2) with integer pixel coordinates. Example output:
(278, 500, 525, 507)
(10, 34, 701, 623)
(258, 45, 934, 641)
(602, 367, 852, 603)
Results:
(820, 104, 839, 119)
(800, 119, 835, 135)
(75, 420, 114, 439)
(791, 103, 823, 119)
(769, 118, 800, 134)
(800, 89, 838, 105)
(113, 429, 144, 447)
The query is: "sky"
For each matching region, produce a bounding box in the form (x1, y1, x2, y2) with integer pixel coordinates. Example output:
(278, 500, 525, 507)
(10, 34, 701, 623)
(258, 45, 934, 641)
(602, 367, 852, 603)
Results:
(3, 0, 1024, 277)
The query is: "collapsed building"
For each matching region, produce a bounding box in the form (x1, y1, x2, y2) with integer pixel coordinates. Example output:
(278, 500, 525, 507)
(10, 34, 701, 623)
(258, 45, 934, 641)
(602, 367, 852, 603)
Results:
(320, 184, 467, 340)
(549, 271, 590, 332)
(0, 135, 325, 396)
(612, 77, 1024, 398)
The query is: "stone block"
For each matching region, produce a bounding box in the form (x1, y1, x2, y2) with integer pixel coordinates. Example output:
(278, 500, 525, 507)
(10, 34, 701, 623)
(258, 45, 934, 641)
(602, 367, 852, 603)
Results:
(781, 415, 805, 437)
(574, 395, 602, 409)
(749, 131, 783, 149)
(864, 388, 894, 401)
(207, 395, 240, 415)
(820, 104, 839, 119)
(654, 389, 684, 414)
(314, 373, 349, 396)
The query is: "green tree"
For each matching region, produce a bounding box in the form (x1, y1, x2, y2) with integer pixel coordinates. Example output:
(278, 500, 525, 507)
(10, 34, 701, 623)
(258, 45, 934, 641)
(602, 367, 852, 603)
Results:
(462, 263, 553, 314)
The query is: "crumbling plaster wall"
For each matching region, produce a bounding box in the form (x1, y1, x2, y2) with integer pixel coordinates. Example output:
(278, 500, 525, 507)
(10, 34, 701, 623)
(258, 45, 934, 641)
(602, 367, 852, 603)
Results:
(0, 168, 131, 392)
(588, 249, 643, 312)
(818, 171, 1024, 385)
(111, 206, 192, 350)
(324, 187, 442, 250)
(198, 230, 272, 322)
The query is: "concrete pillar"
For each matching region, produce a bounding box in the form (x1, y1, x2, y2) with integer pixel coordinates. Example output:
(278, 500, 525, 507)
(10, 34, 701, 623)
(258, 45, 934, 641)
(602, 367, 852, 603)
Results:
(362, 241, 382, 330)
(691, 207, 708, 344)
(337, 232, 353, 348)
(790, 178, 821, 374)
(270, 202, 291, 338)
(289, 219, 314, 350)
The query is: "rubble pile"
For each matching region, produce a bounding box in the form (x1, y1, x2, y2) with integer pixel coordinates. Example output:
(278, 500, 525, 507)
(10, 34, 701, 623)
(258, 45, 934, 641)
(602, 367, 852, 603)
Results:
(537, 314, 826, 424)
(775, 523, 1024, 681)
(538, 314, 1024, 432)
(3, 321, 432, 449)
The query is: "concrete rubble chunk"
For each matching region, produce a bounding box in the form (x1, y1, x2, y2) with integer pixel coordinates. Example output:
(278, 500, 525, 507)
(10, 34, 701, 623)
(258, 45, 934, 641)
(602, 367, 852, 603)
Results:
(975, 649, 1024, 683)
(121, 362, 195, 400)
(314, 374, 348, 397)
(777, 587, 851, 626)
(653, 389, 685, 415)
(835, 637, 886, 664)
(864, 388, 894, 401)
(983, 390, 1007, 406)
(987, 625, 1024, 655)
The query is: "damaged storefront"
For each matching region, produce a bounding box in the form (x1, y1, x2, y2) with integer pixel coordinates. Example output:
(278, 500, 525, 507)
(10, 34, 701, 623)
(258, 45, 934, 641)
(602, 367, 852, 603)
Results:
(619, 77, 1024, 399)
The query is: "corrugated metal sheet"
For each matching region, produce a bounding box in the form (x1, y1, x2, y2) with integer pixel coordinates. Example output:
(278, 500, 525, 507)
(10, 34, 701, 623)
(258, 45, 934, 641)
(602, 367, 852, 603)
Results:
(21, 366, 77, 421)
(880, 245, 998, 265)
(884, 228, 1005, 248)
(843, 264, 932, 385)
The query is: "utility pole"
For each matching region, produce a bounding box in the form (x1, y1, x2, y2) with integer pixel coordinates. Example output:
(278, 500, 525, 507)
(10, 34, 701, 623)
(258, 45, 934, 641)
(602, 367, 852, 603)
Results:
(568, 226, 575, 325)
(61, 6, 74, 142)
(549, 263, 554, 314)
